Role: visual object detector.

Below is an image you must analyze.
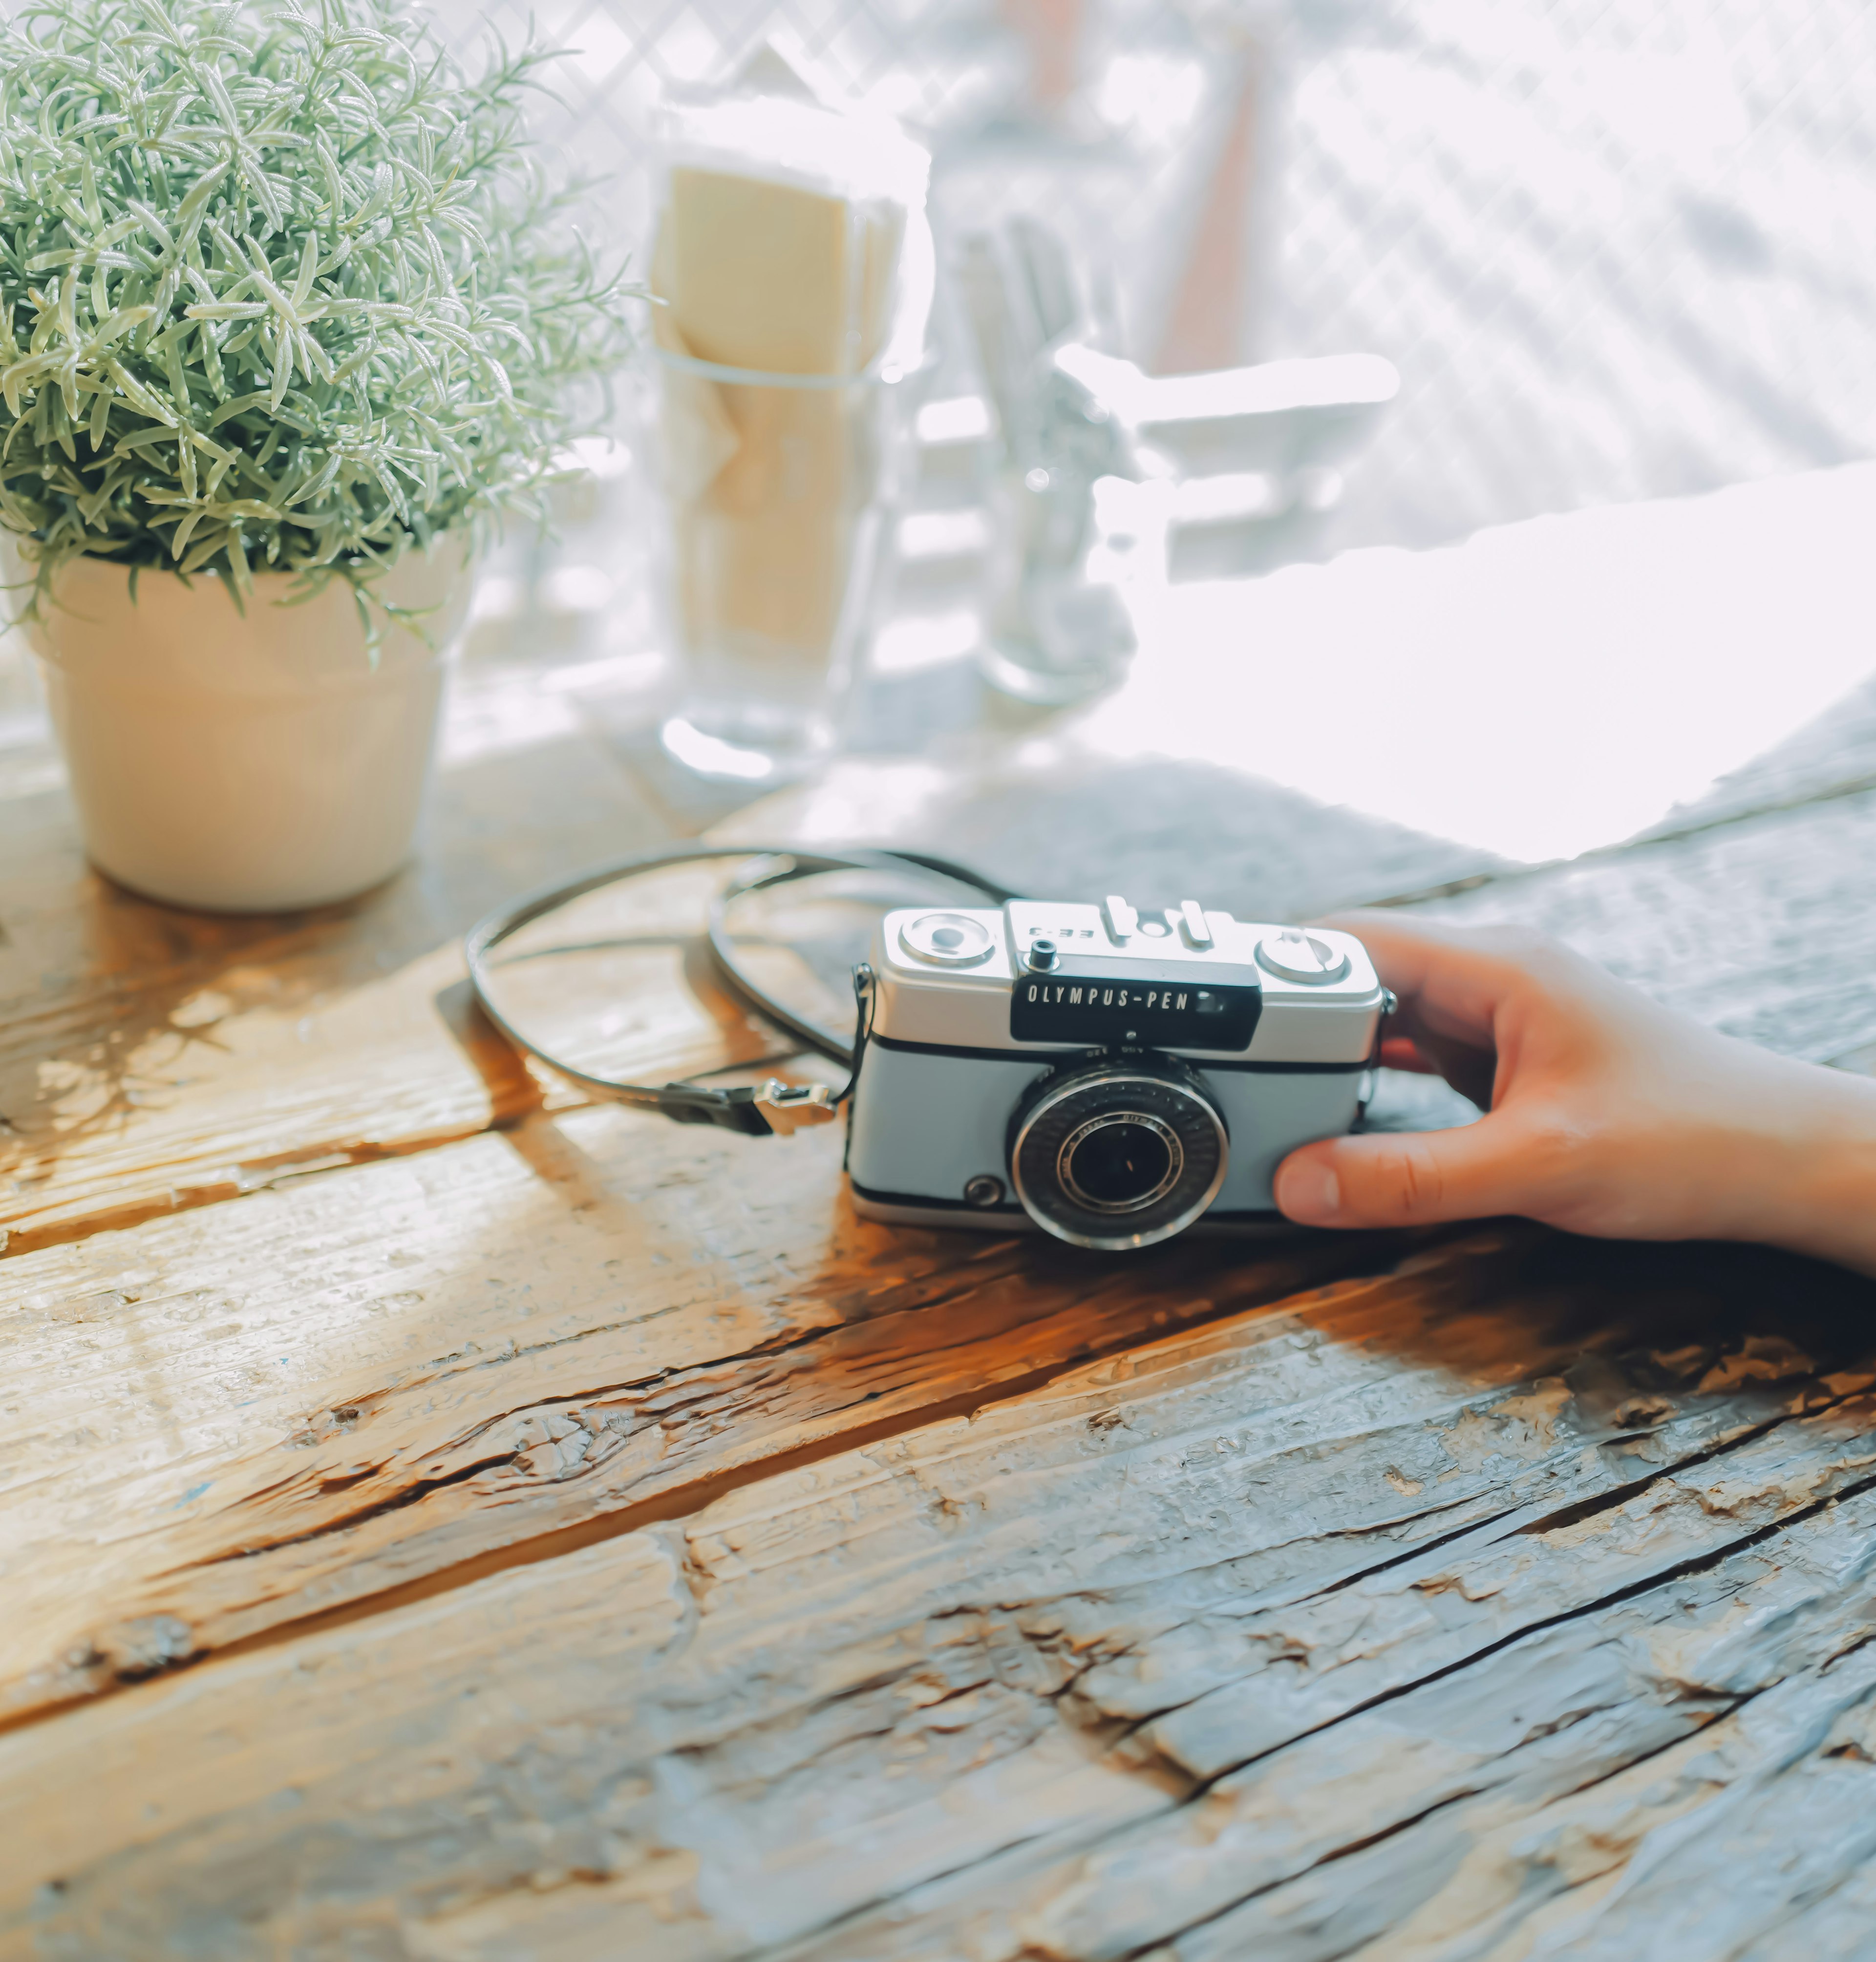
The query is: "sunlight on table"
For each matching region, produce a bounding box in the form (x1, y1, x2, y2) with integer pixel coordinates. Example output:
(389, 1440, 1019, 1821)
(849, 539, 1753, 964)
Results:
(1072, 462, 1876, 865)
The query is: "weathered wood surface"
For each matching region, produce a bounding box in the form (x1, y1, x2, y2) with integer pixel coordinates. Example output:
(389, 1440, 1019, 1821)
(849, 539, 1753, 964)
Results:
(1, 1227, 1871, 1959)
(5, 763, 1873, 1732)
(1645, 667, 1876, 840)
(5, 620, 1876, 1956)
(0, 1104, 1396, 1724)
(1418, 783, 1876, 1071)
(0, 644, 792, 1259)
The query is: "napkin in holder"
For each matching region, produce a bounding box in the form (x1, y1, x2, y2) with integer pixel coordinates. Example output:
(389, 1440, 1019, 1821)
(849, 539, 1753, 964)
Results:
(649, 92, 934, 747)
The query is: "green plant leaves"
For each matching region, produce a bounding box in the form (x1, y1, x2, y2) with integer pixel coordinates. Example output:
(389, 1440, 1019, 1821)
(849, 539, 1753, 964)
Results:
(0, 0, 632, 608)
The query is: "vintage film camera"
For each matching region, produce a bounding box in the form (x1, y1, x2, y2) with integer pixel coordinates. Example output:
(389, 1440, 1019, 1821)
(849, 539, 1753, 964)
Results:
(847, 895, 1386, 1249)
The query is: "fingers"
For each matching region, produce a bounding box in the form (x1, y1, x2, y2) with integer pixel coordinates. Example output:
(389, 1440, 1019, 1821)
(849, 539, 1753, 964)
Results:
(1318, 907, 1516, 988)
(1315, 910, 1570, 1052)
(1273, 1112, 1543, 1230)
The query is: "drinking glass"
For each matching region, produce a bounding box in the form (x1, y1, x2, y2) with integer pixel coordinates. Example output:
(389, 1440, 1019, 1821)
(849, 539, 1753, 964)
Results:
(647, 343, 927, 782)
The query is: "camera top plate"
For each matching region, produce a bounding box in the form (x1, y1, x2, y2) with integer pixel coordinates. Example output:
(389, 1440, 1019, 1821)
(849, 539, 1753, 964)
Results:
(873, 898, 1386, 1067)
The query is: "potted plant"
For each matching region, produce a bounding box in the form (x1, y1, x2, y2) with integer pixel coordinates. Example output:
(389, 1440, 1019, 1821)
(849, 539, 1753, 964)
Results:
(0, 0, 628, 911)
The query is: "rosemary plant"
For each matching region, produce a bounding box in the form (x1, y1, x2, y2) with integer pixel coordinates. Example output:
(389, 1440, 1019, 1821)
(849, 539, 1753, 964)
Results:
(0, 0, 630, 613)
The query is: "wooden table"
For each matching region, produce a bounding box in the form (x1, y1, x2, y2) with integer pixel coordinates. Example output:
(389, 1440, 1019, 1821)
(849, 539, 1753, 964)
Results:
(4, 530, 1876, 1961)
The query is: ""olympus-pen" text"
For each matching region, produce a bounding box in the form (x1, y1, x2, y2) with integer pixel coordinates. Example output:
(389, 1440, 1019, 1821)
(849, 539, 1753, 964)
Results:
(1024, 984, 1190, 1011)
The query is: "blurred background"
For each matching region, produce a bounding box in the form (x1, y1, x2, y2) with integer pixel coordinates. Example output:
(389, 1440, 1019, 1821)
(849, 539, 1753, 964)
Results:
(421, 0, 1876, 850)
(438, 0, 1876, 550)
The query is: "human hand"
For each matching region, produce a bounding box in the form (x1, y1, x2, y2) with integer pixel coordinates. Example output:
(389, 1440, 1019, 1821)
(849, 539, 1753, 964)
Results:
(1272, 911, 1876, 1276)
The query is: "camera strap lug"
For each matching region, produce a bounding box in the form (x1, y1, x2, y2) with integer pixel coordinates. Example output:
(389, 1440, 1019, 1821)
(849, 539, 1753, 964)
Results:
(845, 964, 877, 1100)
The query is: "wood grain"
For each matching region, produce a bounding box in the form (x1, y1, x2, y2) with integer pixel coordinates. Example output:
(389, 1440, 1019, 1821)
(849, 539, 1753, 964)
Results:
(1419, 784, 1876, 1068)
(6, 687, 1874, 1709)
(0, 1229, 1869, 1959)
(0, 644, 792, 1258)
(7, 594, 1876, 1959)
(0, 1098, 1405, 1724)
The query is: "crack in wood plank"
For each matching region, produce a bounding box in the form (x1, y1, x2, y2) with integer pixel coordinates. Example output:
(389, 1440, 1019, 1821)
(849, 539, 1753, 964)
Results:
(759, 1467, 1876, 1962)
(4, 1230, 1874, 1960)
(0, 1100, 1428, 1725)
(7, 633, 1876, 1956)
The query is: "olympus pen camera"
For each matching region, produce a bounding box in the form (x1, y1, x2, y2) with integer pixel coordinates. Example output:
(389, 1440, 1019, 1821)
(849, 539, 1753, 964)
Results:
(845, 895, 1387, 1249)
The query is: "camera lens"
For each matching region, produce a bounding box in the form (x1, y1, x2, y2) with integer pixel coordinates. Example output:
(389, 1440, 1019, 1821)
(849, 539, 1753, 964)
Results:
(1061, 1115, 1178, 1211)
(1007, 1059, 1228, 1250)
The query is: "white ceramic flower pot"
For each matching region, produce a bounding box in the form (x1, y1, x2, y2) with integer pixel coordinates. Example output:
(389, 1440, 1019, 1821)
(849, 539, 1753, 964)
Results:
(21, 542, 472, 912)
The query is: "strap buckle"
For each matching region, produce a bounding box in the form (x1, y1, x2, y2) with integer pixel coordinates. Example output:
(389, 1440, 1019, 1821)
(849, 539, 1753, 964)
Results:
(748, 1078, 839, 1135)
(663, 1077, 840, 1136)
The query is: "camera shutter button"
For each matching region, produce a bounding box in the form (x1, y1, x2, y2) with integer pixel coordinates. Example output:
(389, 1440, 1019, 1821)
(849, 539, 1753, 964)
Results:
(1256, 928, 1350, 984)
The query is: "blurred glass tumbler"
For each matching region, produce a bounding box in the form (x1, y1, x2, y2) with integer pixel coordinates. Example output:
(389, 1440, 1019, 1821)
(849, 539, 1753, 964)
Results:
(651, 343, 922, 781)
(646, 89, 935, 783)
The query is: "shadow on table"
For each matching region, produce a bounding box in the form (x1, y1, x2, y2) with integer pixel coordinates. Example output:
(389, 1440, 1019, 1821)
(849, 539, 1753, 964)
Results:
(823, 1202, 1876, 1456)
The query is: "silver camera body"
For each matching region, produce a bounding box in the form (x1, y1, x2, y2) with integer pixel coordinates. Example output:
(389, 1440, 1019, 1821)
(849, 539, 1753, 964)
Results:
(846, 895, 1386, 1249)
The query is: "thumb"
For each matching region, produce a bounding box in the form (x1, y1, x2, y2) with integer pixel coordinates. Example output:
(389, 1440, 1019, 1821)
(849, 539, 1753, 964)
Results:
(1273, 1115, 1533, 1229)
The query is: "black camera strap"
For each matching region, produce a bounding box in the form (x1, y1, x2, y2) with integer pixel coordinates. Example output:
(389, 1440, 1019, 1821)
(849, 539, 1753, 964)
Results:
(464, 844, 1012, 1137)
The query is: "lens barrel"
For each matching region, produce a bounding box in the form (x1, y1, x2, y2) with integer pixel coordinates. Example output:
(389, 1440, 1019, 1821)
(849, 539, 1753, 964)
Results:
(1007, 1057, 1229, 1249)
